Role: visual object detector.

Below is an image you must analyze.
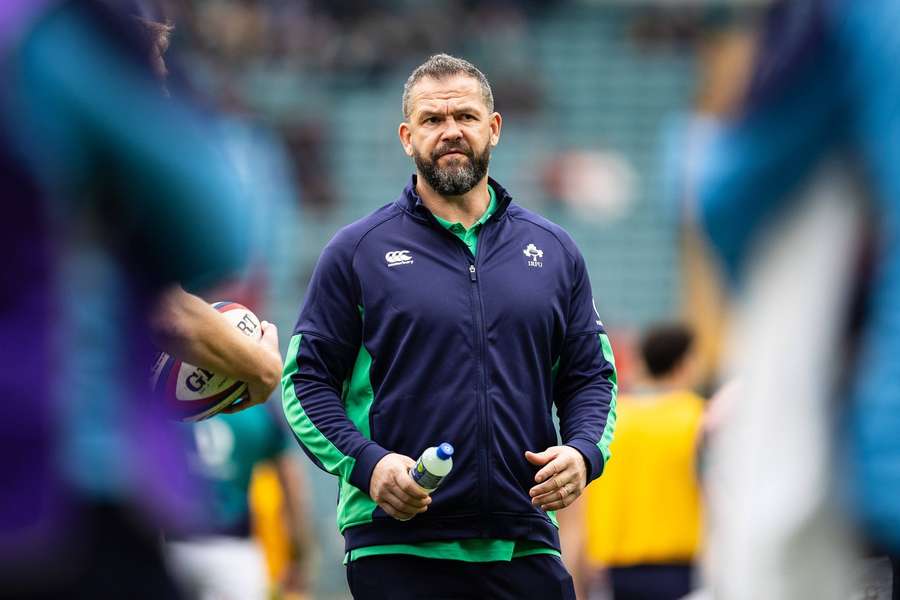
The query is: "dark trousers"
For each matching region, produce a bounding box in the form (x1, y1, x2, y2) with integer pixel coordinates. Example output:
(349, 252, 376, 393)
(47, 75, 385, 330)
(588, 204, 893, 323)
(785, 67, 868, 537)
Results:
(608, 564, 693, 600)
(346, 554, 576, 600)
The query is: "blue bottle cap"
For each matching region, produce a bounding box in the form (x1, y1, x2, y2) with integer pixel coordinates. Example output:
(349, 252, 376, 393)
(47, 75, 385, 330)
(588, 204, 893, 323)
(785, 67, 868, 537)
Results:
(437, 443, 454, 460)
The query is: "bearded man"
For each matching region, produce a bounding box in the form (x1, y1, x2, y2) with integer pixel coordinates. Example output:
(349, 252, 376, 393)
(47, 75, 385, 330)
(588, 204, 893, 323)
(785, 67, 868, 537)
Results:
(282, 54, 617, 600)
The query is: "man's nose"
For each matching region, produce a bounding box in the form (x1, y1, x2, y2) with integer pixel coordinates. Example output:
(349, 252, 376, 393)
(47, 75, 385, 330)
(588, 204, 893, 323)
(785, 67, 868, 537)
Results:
(440, 117, 463, 141)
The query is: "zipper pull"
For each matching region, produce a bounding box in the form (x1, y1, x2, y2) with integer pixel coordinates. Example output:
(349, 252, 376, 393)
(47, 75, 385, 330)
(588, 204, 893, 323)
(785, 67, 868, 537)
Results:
(469, 264, 477, 281)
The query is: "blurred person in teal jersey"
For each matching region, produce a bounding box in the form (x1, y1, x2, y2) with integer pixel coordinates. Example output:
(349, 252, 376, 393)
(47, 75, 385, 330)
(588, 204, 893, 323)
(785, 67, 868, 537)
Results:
(0, 0, 279, 597)
(686, 0, 900, 598)
(167, 405, 313, 600)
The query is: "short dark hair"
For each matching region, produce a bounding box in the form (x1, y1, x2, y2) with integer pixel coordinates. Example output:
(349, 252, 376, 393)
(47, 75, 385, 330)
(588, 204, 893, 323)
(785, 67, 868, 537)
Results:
(402, 53, 494, 120)
(639, 323, 695, 378)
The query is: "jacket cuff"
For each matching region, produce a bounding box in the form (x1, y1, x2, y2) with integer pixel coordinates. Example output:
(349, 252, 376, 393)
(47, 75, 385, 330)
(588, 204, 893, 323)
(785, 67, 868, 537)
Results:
(565, 439, 605, 483)
(348, 442, 391, 495)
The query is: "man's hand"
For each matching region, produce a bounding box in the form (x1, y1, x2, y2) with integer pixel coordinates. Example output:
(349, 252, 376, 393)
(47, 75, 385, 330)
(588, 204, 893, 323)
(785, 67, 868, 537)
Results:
(370, 453, 431, 521)
(152, 287, 283, 413)
(525, 446, 588, 511)
(222, 320, 281, 413)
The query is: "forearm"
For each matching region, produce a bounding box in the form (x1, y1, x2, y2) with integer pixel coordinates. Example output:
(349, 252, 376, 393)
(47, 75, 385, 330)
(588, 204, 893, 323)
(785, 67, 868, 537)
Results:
(151, 286, 280, 389)
(561, 385, 615, 474)
(557, 333, 618, 482)
(282, 332, 389, 492)
(275, 454, 314, 565)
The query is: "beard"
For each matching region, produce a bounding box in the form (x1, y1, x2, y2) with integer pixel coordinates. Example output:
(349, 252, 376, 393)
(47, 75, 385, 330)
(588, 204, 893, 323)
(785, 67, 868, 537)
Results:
(413, 139, 490, 196)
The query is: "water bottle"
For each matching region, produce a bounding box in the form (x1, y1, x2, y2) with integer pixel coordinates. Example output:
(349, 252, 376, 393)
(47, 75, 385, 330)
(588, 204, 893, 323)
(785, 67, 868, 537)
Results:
(410, 442, 454, 492)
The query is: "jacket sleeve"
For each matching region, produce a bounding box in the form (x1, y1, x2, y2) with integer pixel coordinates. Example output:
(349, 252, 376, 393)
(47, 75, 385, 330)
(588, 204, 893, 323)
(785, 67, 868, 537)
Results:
(554, 248, 617, 483)
(281, 232, 389, 495)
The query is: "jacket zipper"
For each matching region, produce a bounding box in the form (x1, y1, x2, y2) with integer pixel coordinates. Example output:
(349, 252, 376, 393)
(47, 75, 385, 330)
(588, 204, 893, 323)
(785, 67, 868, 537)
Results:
(421, 210, 494, 531)
(467, 258, 491, 529)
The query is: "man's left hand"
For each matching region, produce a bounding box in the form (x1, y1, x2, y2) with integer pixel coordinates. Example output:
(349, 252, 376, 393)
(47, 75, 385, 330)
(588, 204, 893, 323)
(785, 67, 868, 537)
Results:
(525, 446, 587, 511)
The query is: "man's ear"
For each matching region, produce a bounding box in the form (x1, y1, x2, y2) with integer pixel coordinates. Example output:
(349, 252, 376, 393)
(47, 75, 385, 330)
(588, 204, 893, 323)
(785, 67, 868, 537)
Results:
(398, 122, 413, 157)
(489, 112, 502, 147)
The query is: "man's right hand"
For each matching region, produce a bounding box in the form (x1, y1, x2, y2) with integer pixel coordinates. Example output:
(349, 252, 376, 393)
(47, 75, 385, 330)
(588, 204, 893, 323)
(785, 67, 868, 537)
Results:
(370, 453, 431, 521)
(221, 320, 282, 413)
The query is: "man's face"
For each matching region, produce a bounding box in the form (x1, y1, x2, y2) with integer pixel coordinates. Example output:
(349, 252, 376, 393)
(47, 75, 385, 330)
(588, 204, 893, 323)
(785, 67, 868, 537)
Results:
(399, 74, 501, 196)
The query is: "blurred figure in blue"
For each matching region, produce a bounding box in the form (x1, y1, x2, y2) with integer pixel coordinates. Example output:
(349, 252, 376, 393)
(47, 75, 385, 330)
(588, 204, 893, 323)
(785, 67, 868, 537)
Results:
(0, 1, 279, 597)
(690, 0, 900, 598)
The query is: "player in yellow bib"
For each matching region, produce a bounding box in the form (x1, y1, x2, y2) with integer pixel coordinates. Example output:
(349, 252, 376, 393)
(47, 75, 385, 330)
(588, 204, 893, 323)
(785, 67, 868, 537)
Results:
(564, 323, 704, 600)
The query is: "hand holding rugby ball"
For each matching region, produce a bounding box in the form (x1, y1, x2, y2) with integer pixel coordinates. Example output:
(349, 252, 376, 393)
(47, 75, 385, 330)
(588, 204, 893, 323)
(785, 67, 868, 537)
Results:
(151, 301, 265, 421)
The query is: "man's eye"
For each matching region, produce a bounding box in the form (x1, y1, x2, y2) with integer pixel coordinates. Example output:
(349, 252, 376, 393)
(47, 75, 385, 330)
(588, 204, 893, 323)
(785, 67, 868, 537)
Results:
(425, 117, 440, 124)
(461, 114, 476, 121)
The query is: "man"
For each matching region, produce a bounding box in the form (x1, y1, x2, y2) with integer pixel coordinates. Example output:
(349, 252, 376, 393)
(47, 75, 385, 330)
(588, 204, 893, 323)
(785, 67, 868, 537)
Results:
(0, 1, 278, 596)
(563, 323, 704, 600)
(282, 54, 617, 599)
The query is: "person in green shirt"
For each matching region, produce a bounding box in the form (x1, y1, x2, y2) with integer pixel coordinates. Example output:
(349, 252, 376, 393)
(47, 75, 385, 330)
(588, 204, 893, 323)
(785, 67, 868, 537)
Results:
(347, 185, 561, 567)
(284, 54, 617, 600)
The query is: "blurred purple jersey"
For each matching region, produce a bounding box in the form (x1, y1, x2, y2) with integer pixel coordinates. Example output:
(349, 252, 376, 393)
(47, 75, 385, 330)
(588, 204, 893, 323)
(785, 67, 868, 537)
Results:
(0, 0, 249, 578)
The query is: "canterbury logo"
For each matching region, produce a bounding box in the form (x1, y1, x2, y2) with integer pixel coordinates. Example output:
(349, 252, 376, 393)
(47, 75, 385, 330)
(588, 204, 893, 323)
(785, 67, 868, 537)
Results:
(385, 250, 414, 267)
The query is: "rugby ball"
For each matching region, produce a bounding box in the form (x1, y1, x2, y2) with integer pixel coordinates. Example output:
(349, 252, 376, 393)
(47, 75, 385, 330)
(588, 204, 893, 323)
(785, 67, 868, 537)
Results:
(151, 301, 262, 422)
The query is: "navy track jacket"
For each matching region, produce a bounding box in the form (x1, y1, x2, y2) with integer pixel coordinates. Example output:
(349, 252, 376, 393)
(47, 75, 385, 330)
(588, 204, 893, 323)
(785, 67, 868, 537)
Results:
(282, 176, 617, 552)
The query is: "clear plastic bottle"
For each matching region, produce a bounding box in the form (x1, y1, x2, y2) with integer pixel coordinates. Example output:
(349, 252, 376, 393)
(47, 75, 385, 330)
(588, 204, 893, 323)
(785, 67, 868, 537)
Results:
(410, 442, 454, 492)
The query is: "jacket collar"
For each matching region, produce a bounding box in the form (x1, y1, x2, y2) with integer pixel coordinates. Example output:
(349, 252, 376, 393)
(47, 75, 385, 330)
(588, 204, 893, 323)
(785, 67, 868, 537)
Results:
(398, 174, 513, 222)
